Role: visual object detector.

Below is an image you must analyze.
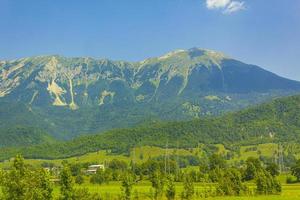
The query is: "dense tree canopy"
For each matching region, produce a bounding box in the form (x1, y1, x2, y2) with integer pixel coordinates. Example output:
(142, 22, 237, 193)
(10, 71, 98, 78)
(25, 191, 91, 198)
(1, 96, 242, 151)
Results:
(1, 95, 300, 161)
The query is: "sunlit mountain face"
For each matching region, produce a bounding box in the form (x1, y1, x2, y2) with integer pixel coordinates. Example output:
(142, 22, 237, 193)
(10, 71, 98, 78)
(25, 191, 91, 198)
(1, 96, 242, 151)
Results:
(1, 48, 300, 139)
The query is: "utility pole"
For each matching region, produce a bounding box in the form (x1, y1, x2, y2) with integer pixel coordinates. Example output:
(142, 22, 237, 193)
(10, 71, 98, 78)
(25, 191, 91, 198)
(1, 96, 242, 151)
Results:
(175, 140, 179, 180)
(273, 145, 278, 166)
(132, 146, 136, 172)
(164, 140, 169, 175)
(277, 143, 284, 173)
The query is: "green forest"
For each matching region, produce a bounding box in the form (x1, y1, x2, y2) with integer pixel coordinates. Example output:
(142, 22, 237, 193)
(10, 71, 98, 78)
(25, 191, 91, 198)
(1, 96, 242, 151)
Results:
(1, 94, 300, 161)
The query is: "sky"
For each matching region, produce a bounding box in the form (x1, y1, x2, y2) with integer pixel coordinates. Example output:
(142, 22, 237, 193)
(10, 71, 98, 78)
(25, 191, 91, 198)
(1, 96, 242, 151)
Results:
(0, 0, 300, 80)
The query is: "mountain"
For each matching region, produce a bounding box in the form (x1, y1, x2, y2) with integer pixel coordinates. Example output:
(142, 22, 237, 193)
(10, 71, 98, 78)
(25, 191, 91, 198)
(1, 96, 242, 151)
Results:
(1, 94, 300, 161)
(1, 48, 300, 139)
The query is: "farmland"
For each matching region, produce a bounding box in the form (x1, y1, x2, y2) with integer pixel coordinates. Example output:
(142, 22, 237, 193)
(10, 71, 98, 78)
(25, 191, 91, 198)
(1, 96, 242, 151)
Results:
(48, 181, 300, 200)
(2, 144, 300, 199)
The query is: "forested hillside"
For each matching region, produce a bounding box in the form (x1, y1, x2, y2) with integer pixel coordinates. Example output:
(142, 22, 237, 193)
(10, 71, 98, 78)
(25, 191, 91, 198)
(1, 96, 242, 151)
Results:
(0, 126, 55, 147)
(1, 94, 300, 161)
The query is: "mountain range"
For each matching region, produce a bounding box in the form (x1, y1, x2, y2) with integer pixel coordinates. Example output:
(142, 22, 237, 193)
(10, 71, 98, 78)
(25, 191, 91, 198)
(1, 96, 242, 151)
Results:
(1, 48, 300, 139)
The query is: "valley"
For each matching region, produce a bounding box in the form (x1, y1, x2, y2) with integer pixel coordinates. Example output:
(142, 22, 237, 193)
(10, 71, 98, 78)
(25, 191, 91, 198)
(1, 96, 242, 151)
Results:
(2, 50, 300, 200)
(1, 0, 299, 199)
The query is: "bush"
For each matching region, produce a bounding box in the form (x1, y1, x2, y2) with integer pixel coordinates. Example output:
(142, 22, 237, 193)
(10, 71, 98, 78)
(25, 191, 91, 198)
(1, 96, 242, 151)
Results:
(286, 176, 297, 184)
(90, 169, 109, 184)
(256, 170, 281, 195)
(216, 168, 248, 196)
(73, 188, 103, 200)
(75, 175, 84, 185)
(181, 174, 194, 200)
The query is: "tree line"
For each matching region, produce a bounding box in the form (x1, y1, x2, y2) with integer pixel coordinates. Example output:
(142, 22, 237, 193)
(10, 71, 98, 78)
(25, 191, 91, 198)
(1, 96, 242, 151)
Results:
(0, 153, 291, 200)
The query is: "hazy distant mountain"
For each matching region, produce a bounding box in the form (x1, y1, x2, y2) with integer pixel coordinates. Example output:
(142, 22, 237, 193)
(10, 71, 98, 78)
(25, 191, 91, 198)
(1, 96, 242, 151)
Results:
(1, 48, 300, 139)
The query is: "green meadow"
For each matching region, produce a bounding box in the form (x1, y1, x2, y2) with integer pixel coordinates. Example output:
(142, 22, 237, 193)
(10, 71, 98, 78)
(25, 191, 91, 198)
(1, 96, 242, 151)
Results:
(3, 180, 300, 199)
(0, 146, 194, 168)
(50, 181, 300, 200)
(0, 143, 286, 168)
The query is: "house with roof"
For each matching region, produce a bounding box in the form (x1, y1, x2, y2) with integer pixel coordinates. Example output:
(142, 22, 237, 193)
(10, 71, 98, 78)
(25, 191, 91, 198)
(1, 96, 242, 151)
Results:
(86, 164, 105, 174)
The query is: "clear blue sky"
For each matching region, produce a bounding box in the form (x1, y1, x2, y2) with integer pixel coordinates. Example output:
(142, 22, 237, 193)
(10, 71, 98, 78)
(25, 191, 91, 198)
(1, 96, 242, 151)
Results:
(1, 0, 300, 80)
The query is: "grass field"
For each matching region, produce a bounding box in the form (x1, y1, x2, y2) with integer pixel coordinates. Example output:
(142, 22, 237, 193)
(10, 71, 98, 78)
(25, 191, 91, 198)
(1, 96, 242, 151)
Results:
(51, 181, 300, 200)
(3, 181, 300, 199)
(0, 146, 194, 168)
(0, 143, 286, 169)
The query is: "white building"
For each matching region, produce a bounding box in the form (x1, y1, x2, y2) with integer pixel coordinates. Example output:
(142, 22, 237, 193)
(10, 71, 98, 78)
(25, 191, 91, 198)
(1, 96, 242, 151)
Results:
(86, 164, 105, 174)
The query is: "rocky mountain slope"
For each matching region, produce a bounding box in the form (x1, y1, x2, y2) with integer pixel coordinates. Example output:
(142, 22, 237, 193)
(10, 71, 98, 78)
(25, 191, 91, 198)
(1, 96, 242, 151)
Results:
(1, 48, 300, 138)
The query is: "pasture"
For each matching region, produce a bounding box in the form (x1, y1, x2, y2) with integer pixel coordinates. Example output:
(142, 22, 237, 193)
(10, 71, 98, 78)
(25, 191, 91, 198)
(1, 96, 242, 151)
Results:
(51, 181, 300, 200)
(0, 143, 288, 168)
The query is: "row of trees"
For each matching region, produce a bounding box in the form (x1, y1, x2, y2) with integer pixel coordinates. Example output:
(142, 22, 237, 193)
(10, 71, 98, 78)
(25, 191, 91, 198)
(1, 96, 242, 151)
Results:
(83, 154, 282, 199)
(0, 155, 195, 200)
(0, 154, 284, 200)
(120, 171, 194, 200)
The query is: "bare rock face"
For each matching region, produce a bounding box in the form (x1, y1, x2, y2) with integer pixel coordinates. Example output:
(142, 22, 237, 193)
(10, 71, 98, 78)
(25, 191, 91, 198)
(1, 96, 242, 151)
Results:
(1, 48, 300, 139)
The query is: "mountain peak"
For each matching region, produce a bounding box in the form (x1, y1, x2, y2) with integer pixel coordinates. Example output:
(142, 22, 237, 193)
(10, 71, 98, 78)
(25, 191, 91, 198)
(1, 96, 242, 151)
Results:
(1, 48, 300, 138)
(146, 47, 228, 63)
(187, 47, 227, 57)
(138, 48, 228, 71)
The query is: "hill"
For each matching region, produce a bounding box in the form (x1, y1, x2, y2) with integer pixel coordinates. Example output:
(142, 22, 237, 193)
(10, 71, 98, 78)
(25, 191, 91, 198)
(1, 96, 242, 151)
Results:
(0, 126, 55, 148)
(1, 94, 300, 161)
(1, 48, 300, 139)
